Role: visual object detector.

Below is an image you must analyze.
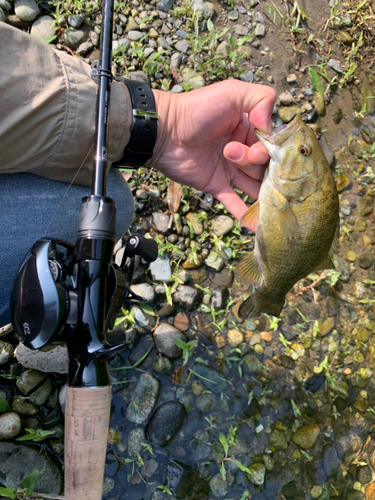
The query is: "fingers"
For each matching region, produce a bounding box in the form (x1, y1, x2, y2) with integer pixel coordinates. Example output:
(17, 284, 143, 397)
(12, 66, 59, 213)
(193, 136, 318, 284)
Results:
(214, 186, 250, 222)
(213, 170, 262, 224)
(223, 141, 268, 181)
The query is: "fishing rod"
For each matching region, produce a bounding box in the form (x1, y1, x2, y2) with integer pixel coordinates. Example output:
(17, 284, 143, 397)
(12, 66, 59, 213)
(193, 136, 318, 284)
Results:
(10, 0, 158, 497)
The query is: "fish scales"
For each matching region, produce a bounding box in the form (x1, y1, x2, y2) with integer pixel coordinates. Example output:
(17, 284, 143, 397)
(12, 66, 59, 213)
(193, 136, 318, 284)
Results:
(236, 115, 339, 319)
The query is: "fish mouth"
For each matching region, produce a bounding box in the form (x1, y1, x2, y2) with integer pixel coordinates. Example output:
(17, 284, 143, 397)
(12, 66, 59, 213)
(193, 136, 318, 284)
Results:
(255, 114, 302, 154)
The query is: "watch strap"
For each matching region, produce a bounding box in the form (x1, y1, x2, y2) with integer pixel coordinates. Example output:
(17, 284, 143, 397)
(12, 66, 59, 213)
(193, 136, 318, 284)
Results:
(112, 78, 158, 169)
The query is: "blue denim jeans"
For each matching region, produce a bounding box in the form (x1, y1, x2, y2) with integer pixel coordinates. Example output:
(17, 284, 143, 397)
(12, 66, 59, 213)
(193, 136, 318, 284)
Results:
(0, 169, 134, 326)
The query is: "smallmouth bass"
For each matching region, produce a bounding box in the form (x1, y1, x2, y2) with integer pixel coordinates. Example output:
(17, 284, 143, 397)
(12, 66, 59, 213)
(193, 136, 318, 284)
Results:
(236, 114, 339, 319)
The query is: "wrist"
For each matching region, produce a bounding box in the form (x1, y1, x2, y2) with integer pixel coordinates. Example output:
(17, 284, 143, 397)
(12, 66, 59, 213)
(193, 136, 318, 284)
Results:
(147, 89, 175, 170)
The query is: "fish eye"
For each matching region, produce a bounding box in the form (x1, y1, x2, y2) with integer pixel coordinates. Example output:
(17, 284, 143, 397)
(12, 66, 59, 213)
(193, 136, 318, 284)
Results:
(300, 145, 311, 157)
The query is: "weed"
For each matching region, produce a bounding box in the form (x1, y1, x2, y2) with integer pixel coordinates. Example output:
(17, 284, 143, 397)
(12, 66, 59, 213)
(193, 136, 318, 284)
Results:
(174, 338, 198, 365)
(0, 470, 40, 499)
(17, 428, 59, 442)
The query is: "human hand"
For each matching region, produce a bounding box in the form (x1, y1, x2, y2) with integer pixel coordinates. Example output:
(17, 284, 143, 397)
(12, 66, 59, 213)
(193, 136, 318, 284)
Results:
(149, 80, 276, 221)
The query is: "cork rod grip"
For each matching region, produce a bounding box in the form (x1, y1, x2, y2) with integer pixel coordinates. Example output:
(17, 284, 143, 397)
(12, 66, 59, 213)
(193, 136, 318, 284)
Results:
(64, 386, 112, 500)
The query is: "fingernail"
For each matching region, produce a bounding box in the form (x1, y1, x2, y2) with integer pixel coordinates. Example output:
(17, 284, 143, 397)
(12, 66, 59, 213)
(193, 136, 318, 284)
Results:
(226, 144, 243, 161)
(258, 152, 269, 164)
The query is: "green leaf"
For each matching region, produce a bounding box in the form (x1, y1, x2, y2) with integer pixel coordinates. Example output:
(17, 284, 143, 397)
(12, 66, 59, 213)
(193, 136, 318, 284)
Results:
(220, 461, 226, 480)
(219, 432, 229, 456)
(231, 458, 251, 474)
(138, 303, 155, 316)
(0, 397, 10, 413)
(174, 337, 187, 349)
(0, 486, 17, 498)
(309, 68, 324, 94)
(43, 35, 57, 44)
(17, 469, 40, 495)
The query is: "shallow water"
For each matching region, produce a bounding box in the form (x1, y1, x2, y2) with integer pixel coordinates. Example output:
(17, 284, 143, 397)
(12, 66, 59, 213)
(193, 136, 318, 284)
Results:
(103, 87, 375, 500)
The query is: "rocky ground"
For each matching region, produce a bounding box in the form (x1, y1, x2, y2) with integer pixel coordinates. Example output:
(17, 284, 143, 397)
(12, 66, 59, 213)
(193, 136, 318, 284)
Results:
(1, 0, 375, 499)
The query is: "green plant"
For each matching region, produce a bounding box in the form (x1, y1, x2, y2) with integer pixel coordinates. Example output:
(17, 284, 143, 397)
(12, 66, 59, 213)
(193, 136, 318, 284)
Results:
(157, 477, 172, 495)
(218, 428, 252, 480)
(0, 397, 10, 413)
(174, 338, 198, 365)
(0, 470, 40, 499)
(17, 428, 59, 442)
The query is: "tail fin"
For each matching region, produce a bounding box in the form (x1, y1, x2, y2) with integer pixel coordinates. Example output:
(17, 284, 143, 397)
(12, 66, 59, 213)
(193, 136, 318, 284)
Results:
(239, 289, 284, 319)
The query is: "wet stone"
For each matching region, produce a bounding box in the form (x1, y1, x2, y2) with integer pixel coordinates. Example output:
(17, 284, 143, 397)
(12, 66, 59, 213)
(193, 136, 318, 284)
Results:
(0, 442, 61, 494)
(154, 323, 188, 359)
(318, 317, 335, 337)
(246, 463, 266, 485)
(182, 254, 203, 269)
(0, 412, 21, 439)
(209, 473, 227, 497)
(11, 397, 38, 416)
(130, 283, 155, 302)
(357, 327, 369, 343)
(150, 256, 172, 282)
(204, 252, 224, 271)
(366, 482, 375, 500)
(270, 428, 288, 450)
(357, 465, 372, 484)
(242, 354, 262, 374)
(227, 329, 243, 347)
(346, 493, 365, 500)
(153, 354, 174, 375)
(126, 373, 161, 424)
(358, 253, 374, 269)
(358, 196, 373, 217)
(210, 216, 233, 236)
(166, 460, 209, 500)
(213, 268, 234, 287)
(127, 427, 145, 457)
(191, 363, 227, 393)
(132, 304, 157, 334)
(195, 393, 216, 412)
(145, 401, 187, 446)
(292, 424, 320, 449)
(0, 340, 13, 365)
(16, 369, 46, 395)
(173, 285, 198, 310)
(186, 213, 203, 235)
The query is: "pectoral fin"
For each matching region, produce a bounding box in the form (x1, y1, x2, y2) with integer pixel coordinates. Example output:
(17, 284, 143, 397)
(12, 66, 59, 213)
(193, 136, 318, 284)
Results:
(240, 201, 260, 230)
(275, 201, 299, 240)
(236, 252, 262, 287)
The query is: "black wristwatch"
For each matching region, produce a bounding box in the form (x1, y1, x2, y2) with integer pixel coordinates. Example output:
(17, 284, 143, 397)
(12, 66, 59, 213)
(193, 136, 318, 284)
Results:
(112, 78, 158, 169)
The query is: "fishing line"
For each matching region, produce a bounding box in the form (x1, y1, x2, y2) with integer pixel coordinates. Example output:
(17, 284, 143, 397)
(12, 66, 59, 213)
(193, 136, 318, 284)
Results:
(42, 143, 94, 237)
